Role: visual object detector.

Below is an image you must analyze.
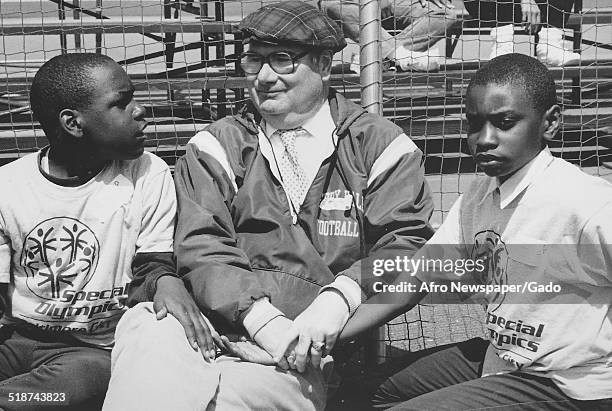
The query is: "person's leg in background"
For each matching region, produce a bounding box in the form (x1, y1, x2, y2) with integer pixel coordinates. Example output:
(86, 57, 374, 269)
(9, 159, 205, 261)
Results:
(0, 326, 111, 411)
(536, 0, 580, 65)
(319, 0, 366, 73)
(320, 0, 459, 72)
(389, 0, 461, 71)
(464, 0, 579, 65)
(463, 0, 518, 59)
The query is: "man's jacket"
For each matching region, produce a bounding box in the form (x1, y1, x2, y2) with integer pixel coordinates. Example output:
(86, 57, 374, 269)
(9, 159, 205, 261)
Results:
(174, 89, 434, 333)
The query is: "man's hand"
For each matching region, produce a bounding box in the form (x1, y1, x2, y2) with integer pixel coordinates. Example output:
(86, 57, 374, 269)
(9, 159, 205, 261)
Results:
(276, 290, 349, 373)
(252, 315, 293, 370)
(154, 275, 222, 362)
(521, 0, 541, 34)
(218, 336, 275, 365)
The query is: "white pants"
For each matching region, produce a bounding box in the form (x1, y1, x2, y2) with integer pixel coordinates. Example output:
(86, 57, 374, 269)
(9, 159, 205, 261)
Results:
(102, 303, 333, 411)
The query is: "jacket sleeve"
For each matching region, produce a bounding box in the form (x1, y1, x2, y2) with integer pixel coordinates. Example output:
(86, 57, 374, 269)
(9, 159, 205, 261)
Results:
(174, 142, 270, 328)
(339, 133, 435, 299)
(126, 252, 176, 307)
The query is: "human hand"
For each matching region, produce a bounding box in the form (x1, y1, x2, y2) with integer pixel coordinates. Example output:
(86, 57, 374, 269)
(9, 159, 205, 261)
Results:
(520, 0, 541, 34)
(252, 315, 293, 370)
(218, 336, 275, 365)
(275, 290, 349, 373)
(420, 0, 454, 9)
(154, 275, 222, 362)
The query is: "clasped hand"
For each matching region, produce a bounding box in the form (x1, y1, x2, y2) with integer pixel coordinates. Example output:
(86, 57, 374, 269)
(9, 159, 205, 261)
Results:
(273, 291, 350, 373)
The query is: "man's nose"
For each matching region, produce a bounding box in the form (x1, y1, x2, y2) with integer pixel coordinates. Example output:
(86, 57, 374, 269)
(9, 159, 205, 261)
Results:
(256, 62, 278, 83)
(476, 123, 498, 151)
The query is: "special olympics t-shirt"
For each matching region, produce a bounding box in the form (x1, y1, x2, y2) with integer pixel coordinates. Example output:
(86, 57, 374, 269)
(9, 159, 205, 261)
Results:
(0, 150, 175, 347)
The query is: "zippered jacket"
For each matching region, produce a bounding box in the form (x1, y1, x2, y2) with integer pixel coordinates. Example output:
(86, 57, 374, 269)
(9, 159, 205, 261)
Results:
(174, 89, 434, 333)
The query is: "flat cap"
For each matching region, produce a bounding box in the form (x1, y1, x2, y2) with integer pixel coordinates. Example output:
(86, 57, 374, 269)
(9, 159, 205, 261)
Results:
(238, 0, 346, 52)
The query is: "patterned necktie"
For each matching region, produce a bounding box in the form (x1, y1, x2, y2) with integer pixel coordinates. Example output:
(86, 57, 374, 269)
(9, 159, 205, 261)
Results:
(277, 128, 309, 213)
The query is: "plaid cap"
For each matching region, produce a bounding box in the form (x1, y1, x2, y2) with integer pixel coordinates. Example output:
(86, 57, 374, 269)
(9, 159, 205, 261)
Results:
(238, 0, 346, 52)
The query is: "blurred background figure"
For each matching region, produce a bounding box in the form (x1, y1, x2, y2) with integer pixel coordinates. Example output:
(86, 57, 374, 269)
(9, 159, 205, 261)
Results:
(464, 0, 580, 66)
(320, 0, 461, 73)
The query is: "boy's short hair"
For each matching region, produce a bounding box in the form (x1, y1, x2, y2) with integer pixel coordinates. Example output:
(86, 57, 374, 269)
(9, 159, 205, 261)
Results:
(30, 53, 116, 140)
(467, 53, 557, 114)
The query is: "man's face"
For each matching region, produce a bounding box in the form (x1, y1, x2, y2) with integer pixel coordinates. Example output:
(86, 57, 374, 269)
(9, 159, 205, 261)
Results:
(78, 62, 147, 161)
(245, 42, 329, 127)
(466, 83, 548, 184)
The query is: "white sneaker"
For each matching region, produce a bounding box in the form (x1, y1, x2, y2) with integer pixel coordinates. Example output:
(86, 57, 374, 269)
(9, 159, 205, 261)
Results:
(536, 27, 580, 66)
(489, 24, 515, 60)
(537, 45, 580, 66)
(394, 47, 440, 72)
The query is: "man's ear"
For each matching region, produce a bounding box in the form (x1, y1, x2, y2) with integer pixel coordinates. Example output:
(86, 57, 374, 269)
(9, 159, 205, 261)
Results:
(318, 50, 333, 81)
(542, 104, 561, 143)
(59, 108, 84, 138)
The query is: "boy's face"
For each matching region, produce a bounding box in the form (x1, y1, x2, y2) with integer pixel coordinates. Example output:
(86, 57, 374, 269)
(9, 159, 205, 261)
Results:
(466, 83, 550, 184)
(78, 62, 147, 160)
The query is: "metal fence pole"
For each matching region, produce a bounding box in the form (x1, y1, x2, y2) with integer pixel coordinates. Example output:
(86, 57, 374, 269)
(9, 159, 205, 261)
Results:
(359, 0, 386, 367)
(359, 0, 383, 115)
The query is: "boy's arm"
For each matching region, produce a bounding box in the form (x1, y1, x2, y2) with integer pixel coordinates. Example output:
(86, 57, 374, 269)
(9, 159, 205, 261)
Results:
(339, 194, 467, 342)
(127, 160, 220, 360)
(127, 251, 175, 306)
(338, 276, 426, 342)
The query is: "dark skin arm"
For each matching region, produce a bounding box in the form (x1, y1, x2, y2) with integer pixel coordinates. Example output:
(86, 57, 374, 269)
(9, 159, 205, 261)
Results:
(337, 275, 427, 343)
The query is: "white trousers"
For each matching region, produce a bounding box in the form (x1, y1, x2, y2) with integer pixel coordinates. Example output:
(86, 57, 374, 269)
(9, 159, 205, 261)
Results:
(102, 303, 333, 411)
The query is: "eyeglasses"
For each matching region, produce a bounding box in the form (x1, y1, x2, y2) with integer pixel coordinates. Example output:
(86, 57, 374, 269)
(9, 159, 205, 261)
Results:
(240, 51, 310, 75)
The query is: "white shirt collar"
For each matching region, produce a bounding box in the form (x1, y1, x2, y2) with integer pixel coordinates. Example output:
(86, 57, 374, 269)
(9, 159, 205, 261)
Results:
(484, 147, 554, 209)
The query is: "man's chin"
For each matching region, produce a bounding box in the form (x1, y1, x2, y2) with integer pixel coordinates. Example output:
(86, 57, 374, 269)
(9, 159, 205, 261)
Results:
(257, 100, 287, 116)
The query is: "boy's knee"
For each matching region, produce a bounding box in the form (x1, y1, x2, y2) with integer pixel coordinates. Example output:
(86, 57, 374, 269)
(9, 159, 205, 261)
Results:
(33, 350, 110, 409)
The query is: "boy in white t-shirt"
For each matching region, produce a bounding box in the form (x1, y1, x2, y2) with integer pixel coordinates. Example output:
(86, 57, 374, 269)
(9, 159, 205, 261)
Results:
(330, 53, 612, 409)
(0, 53, 216, 410)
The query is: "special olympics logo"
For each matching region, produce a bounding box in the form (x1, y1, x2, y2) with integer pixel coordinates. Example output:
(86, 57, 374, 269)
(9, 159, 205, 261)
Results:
(20, 217, 99, 300)
(470, 230, 508, 309)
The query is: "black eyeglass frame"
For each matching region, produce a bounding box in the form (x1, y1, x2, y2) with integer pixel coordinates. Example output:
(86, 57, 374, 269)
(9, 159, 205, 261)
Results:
(239, 50, 311, 75)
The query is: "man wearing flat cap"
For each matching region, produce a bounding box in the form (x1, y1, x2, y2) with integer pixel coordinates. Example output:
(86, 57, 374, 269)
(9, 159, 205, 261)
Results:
(102, 1, 433, 410)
